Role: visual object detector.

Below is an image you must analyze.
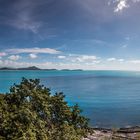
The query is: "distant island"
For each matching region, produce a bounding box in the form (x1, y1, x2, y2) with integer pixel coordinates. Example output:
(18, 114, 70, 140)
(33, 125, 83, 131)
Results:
(0, 66, 83, 71)
(0, 66, 41, 70)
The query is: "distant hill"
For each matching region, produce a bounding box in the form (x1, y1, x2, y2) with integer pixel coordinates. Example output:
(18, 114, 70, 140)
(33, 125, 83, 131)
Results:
(0, 67, 16, 70)
(0, 66, 83, 71)
(18, 66, 41, 70)
(0, 66, 40, 70)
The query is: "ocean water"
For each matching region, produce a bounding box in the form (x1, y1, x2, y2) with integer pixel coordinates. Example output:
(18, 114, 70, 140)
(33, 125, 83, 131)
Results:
(1, 70, 140, 128)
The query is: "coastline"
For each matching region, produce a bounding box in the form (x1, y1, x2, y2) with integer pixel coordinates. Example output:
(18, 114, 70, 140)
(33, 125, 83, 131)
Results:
(83, 126, 140, 140)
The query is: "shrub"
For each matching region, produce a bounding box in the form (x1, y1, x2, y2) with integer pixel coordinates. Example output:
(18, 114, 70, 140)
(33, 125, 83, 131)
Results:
(0, 78, 89, 140)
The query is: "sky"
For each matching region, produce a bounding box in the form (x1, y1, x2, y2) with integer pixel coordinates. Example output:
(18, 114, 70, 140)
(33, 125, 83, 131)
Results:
(0, 0, 140, 70)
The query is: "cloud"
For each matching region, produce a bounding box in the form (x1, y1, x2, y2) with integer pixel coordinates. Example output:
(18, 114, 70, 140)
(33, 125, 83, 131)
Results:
(1, 56, 140, 71)
(114, 0, 129, 12)
(58, 56, 66, 59)
(107, 58, 116, 61)
(29, 54, 37, 59)
(76, 55, 98, 62)
(6, 47, 61, 54)
(0, 52, 7, 57)
(128, 60, 140, 64)
(9, 19, 42, 34)
(0, 59, 132, 70)
(58, 54, 100, 64)
(111, 0, 140, 13)
(3, 0, 43, 34)
(8, 55, 21, 61)
(118, 59, 124, 62)
(0, 59, 101, 70)
(107, 58, 125, 63)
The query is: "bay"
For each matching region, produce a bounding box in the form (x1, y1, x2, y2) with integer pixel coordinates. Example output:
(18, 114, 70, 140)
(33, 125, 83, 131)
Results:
(1, 70, 140, 128)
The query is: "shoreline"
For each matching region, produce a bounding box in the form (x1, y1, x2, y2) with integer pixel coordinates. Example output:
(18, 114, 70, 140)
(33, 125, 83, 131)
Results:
(83, 126, 140, 140)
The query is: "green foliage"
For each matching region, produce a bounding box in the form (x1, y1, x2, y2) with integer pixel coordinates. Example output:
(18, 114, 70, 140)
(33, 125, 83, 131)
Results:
(0, 78, 89, 140)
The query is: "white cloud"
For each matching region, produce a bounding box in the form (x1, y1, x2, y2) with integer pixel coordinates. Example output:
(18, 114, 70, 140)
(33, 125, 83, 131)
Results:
(107, 58, 125, 63)
(111, 0, 140, 13)
(9, 19, 41, 34)
(8, 55, 21, 61)
(118, 59, 124, 62)
(58, 54, 101, 64)
(128, 60, 140, 64)
(6, 47, 60, 55)
(76, 55, 98, 62)
(1, 57, 140, 71)
(0, 60, 83, 70)
(114, 0, 129, 12)
(29, 54, 37, 59)
(81, 55, 97, 60)
(58, 56, 66, 59)
(0, 59, 133, 70)
(0, 52, 7, 57)
(4, 0, 42, 34)
(107, 58, 116, 61)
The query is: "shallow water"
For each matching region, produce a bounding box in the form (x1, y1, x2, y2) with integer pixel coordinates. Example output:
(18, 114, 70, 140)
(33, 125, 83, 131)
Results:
(1, 70, 140, 128)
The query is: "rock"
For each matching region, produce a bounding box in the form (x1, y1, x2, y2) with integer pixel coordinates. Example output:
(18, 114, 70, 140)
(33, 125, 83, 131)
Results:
(82, 127, 140, 140)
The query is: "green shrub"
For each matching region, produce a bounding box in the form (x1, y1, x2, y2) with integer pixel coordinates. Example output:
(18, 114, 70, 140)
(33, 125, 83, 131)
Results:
(0, 78, 89, 140)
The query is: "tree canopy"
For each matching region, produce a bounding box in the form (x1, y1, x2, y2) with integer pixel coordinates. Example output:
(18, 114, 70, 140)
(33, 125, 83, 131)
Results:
(0, 78, 89, 140)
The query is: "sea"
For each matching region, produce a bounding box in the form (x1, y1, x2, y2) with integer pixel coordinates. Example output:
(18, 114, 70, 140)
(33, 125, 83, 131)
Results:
(1, 70, 140, 128)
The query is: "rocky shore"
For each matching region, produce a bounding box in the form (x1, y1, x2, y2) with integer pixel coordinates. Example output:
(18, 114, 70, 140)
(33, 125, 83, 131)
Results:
(83, 126, 140, 140)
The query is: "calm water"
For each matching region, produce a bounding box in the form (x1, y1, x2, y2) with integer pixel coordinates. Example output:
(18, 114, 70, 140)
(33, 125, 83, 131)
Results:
(1, 70, 140, 128)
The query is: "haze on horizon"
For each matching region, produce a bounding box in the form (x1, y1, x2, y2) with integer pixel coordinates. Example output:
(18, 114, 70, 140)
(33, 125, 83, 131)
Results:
(0, 0, 140, 70)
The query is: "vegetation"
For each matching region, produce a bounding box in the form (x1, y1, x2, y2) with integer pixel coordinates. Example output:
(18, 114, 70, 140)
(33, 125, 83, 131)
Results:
(0, 78, 89, 140)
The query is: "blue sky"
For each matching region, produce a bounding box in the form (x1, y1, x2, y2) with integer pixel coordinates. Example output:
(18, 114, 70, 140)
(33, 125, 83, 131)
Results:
(0, 0, 140, 70)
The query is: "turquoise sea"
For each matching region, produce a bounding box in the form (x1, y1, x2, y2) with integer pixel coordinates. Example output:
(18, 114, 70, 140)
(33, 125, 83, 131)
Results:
(1, 70, 140, 128)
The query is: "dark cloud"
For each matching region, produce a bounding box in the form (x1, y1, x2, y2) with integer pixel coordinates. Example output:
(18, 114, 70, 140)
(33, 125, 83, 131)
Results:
(0, 0, 140, 49)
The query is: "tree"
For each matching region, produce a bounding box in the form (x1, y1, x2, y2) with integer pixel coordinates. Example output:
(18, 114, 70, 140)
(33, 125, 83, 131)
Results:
(0, 78, 89, 140)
